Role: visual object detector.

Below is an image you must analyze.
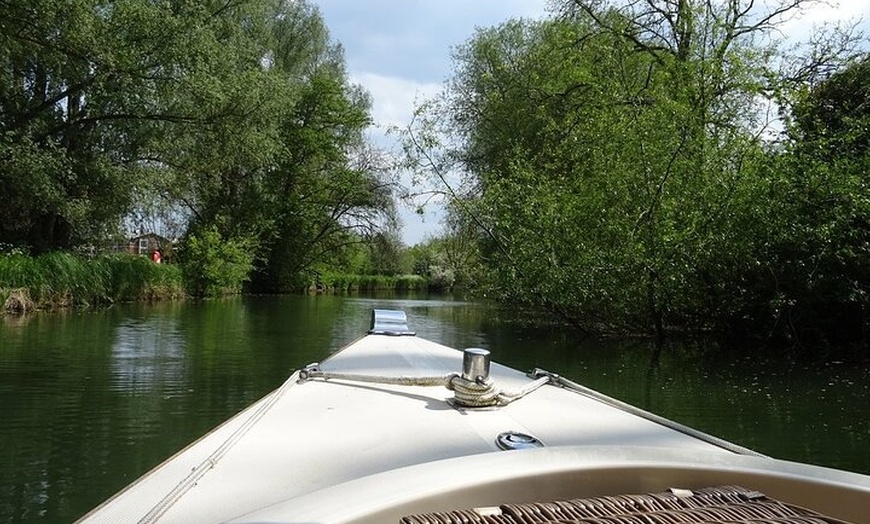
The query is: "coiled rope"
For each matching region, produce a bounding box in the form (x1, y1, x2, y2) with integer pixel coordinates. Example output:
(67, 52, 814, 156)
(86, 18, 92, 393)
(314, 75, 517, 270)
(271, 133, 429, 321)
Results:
(298, 366, 550, 408)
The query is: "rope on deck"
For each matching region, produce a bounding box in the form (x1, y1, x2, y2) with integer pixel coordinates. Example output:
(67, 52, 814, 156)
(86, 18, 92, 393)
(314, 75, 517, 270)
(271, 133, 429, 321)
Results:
(298, 366, 550, 408)
(136, 371, 302, 524)
(531, 368, 766, 457)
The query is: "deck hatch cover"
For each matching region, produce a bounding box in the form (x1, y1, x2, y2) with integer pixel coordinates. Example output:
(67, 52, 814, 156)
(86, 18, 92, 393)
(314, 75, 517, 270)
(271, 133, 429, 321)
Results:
(496, 431, 544, 450)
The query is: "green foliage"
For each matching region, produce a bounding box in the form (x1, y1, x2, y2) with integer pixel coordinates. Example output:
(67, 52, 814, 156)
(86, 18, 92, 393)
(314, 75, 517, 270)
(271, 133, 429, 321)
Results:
(0, 252, 183, 310)
(178, 228, 256, 298)
(317, 272, 427, 293)
(754, 54, 870, 345)
(0, 0, 224, 250)
(0, 0, 396, 292)
(404, 2, 868, 346)
(406, 228, 483, 292)
(98, 254, 184, 302)
(365, 231, 408, 276)
(791, 55, 870, 158)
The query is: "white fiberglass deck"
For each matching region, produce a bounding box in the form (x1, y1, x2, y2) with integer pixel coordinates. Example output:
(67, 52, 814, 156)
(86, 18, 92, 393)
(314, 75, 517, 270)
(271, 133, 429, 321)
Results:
(78, 334, 737, 524)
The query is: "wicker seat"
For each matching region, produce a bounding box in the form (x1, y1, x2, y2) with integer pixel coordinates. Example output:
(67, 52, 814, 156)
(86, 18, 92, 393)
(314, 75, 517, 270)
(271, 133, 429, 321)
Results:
(400, 486, 854, 524)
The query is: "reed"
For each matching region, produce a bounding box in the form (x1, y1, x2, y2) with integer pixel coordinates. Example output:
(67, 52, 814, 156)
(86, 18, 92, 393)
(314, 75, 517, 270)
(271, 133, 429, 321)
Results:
(317, 272, 428, 292)
(0, 252, 184, 312)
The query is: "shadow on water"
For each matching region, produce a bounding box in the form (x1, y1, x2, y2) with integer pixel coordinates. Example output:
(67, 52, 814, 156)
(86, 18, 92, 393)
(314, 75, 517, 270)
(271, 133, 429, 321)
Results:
(0, 294, 867, 524)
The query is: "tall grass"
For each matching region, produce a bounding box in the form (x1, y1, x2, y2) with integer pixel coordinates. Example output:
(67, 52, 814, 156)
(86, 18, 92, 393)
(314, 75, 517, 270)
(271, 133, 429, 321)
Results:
(0, 252, 184, 312)
(318, 272, 429, 293)
(98, 253, 185, 302)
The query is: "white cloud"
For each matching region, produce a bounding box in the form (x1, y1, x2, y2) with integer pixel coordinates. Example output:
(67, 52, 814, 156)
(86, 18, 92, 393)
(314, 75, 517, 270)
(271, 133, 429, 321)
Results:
(399, 204, 444, 246)
(799, 0, 869, 23)
(778, 0, 869, 41)
(350, 72, 441, 131)
(345, 73, 446, 245)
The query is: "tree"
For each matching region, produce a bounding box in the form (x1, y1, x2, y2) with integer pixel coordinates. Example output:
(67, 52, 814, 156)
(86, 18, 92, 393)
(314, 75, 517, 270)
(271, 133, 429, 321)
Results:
(1, 0, 398, 293)
(367, 230, 406, 276)
(403, 1, 861, 340)
(791, 55, 870, 157)
(143, 0, 398, 292)
(249, 41, 396, 289)
(756, 54, 870, 345)
(0, 0, 280, 251)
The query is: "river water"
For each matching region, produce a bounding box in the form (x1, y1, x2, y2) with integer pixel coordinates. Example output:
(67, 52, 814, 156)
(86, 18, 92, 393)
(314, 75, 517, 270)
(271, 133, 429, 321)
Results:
(1, 294, 868, 523)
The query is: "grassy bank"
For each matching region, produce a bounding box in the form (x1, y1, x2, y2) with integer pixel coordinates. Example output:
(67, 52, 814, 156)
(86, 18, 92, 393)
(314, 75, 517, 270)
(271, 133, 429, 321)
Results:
(1, 254, 435, 314)
(316, 272, 429, 293)
(1, 252, 184, 313)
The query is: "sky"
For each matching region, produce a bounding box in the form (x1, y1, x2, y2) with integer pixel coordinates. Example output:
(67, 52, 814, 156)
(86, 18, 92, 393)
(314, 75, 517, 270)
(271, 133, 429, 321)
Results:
(312, 0, 551, 244)
(312, 0, 869, 245)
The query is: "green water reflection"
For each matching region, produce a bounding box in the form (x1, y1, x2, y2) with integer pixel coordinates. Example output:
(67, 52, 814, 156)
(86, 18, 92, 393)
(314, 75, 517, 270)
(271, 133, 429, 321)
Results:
(0, 295, 867, 523)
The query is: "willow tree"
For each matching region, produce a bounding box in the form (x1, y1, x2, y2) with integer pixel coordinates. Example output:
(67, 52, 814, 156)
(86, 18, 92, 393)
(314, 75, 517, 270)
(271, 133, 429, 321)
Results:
(1, 0, 396, 292)
(158, 0, 396, 292)
(245, 1, 396, 291)
(548, 0, 799, 336)
(0, 0, 283, 252)
(0, 0, 160, 251)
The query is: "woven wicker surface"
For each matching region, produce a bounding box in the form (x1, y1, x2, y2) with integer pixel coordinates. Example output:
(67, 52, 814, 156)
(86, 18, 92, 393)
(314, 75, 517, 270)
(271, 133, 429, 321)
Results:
(400, 485, 854, 524)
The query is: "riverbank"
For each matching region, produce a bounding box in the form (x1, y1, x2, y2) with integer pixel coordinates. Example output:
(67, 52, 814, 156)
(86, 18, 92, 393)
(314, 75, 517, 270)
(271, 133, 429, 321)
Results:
(1, 252, 438, 314)
(1, 252, 185, 313)
(314, 272, 430, 293)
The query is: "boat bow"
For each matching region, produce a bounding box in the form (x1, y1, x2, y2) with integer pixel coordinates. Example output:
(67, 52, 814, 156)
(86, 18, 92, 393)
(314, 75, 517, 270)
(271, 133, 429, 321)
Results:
(77, 310, 870, 524)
